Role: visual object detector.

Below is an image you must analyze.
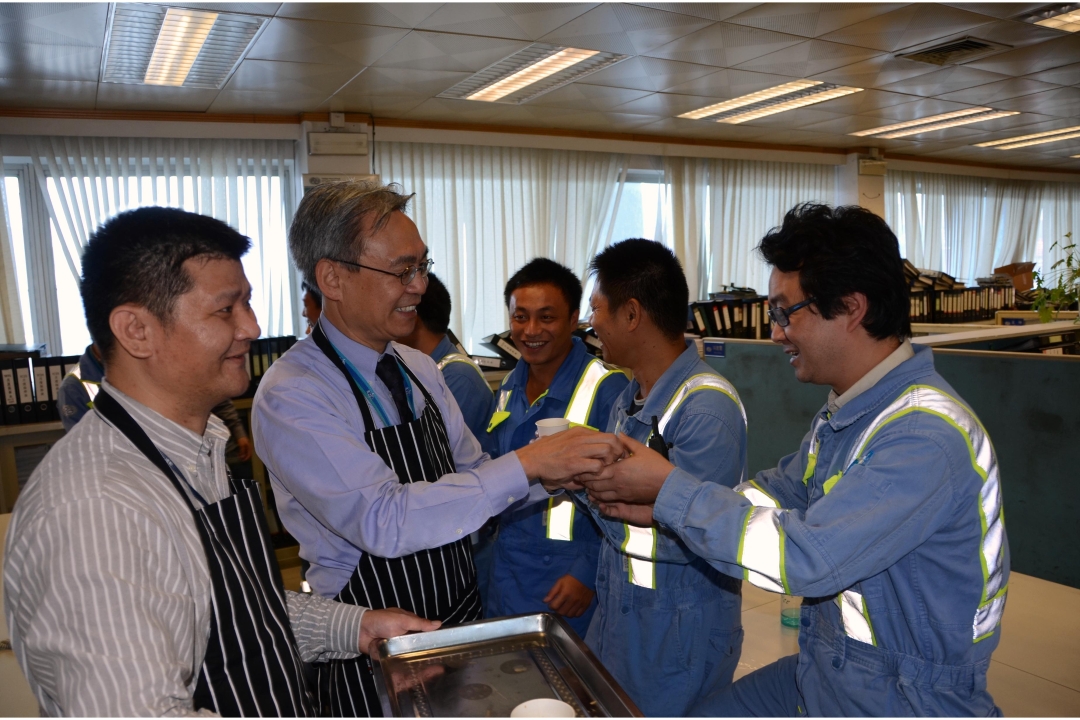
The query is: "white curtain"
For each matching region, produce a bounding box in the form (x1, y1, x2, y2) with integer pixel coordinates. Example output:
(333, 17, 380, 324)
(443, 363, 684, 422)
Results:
(885, 170, 1046, 282)
(1040, 181, 1080, 286)
(375, 141, 627, 350)
(664, 157, 838, 299)
(0, 176, 26, 344)
(20, 136, 299, 338)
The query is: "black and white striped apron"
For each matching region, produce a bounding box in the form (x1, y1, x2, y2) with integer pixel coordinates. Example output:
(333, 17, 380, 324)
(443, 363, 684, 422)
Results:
(95, 390, 313, 717)
(311, 327, 481, 717)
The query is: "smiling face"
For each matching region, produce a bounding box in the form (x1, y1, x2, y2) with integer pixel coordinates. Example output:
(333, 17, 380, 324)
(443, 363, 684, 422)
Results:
(158, 256, 260, 406)
(509, 282, 578, 373)
(588, 286, 624, 366)
(768, 267, 845, 387)
(333, 210, 429, 351)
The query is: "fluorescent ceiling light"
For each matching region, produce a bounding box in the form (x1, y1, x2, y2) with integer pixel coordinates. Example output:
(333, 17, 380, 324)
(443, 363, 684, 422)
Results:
(1023, 3, 1080, 32)
(718, 85, 863, 124)
(875, 111, 1019, 139)
(439, 44, 627, 105)
(850, 108, 992, 137)
(678, 81, 822, 120)
(468, 48, 598, 102)
(975, 125, 1080, 149)
(144, 8, 218, 86)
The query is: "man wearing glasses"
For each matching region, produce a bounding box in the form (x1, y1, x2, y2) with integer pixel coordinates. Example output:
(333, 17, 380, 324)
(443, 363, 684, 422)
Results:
(252, 181, 623, 716)
(582, 204, 1008, 717)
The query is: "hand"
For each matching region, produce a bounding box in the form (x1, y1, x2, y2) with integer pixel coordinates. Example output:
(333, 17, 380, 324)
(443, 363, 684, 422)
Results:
(514, 428, 626, 492)
(358, 607, 441, 656)
(235, 437, 253, 462)
(592, 499, 656, 527)
(580, 435, 672, 505)
(543, 574, 595, 618)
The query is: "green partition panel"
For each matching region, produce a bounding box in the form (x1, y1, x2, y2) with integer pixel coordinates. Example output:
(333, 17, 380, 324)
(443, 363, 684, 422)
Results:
(705, 340, 1080, 589)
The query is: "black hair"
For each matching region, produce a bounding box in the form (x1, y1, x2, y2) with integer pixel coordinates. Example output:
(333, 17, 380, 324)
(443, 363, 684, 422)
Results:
(301, 281, 323, 308)
(589, 239, 688, 340)
(503, 258, 582, 314)
(80, 207, 251, 360)
(757, 202, 911, 340)
(416, 273, 451, 335)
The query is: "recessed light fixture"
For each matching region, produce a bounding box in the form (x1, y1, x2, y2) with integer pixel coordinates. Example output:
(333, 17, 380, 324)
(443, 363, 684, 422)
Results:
(975, 125, 1080, 149)
(852, 108, 1019, 139)
(102, 4, 266, 89)
(1018, 3, 1080, 32)
(439, 44, 627, 104)
(679, 81, 862, 124)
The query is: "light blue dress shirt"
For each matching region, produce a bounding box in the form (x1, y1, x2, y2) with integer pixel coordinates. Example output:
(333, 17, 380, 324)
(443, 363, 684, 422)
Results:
(252, 317, 539, 598)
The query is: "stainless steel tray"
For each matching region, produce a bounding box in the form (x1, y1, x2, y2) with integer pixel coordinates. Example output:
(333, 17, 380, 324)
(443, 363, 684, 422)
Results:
(371, 614, 642, 717)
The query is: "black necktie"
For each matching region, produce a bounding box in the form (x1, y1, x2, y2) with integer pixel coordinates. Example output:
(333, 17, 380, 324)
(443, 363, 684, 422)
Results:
(376, 354, 413, 423)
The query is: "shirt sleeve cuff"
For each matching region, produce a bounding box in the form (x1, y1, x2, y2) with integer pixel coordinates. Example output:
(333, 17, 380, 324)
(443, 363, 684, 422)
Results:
(324, 601, 367, 656)
(476, 452, 531, 515)
(654, 467, 700, 530)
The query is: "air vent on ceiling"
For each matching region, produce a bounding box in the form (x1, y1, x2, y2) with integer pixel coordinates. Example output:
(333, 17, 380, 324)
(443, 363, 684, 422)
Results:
(898, 37, 1012, 66)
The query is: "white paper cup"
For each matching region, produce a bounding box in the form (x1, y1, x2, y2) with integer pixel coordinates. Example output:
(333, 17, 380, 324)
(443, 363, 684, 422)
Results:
(535, 418, 571, 437)
(510, 698, 576, 717)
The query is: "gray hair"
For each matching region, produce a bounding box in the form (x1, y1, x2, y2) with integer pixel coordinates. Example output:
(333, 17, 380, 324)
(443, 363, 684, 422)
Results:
(288, 180, 414, 288)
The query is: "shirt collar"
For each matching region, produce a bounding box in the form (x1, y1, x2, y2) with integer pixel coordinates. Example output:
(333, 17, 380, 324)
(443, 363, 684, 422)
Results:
(508, 337, 589, 402)
(99, 379, 229, 471)
(431, 335, 455, 364)
(320, 315, 399, 374)
(827, 339, 914, 415)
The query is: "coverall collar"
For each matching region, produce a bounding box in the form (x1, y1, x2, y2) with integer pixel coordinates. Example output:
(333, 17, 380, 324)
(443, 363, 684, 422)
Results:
(623, 342, 701, 422)
(826, 343, 936, 431)
(430, 335, 456, 364)
(506, 336, 589, 404)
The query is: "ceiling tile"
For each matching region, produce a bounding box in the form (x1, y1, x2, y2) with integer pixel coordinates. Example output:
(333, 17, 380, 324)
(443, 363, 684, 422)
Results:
(965, 33, 1080, 76)
(0, 77, 96, 108)
(992, 86, 1080, 117)
(612, 91, 728, 116)
(0, 3, 109, 48)
(809, 54, 940, 88)
(935, 76, 1062, 103)
(809, 88, 918, 114)
(627, 3, 758, 23)
(723, 3, 907, 39)
(372, 31, 528, 72)
(246, 19, 408, 66)
(732, 39, 883, 76)
(863, 96, 985, 120)
(797, 113, 912, 135)
(747, 128, 860, 148)
(523, 82, 654, 111)
(418, 3, 597, 41)
(207, 88, 327, 113)
(818, 4, 996, 53)
(318, 93, 427, 117)
(274, 2, 442, 28)
(947, 18, 1069, 50)
(733, 106, 849, 129)
(0, 43, 101, 82)
(511, 105, 661, 131)
(638, 116, 786, 141)
(1024, 62, 1080, 86)
(877, 65, 1011, 96)
(964, 116, 1080, 144)
(937, 4, 1049, 20)
(154, 3, 281, 15)
(337, 66, 472, 98)
(578, 56, 718, 92)
(644, 22, 807, 67)
(95, 83, 220, 112)
(400, 96, 521, 124)
(540, 3, 715, 55)
(664, 67, 823, 98)
(224, 59, 361, 94)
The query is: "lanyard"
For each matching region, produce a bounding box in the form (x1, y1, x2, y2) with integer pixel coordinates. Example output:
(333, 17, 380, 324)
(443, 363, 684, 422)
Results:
(326, 338, 417, 426)
(162, 453, 211, 508)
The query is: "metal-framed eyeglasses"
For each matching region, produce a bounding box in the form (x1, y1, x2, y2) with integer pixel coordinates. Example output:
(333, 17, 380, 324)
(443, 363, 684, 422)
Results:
(330, 257, 434, 285)
(767, 297, 816, 328)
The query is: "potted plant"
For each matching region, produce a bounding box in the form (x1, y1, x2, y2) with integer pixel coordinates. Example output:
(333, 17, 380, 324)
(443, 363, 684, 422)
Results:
(1032, 233, 1079, 324)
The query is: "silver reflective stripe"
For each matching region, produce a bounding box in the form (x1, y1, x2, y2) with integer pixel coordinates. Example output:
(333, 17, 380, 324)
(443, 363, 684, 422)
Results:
(736, 480, 779, 508)
(437, 352, 487, 382)
(565, 358, 618, 427)
(846, 384, 1006, 641)
(657, 373, 746, 434)
(70, 365, 100, 403)
(495, 388, 511, 413)
(739, 506, 785, 593)
(802, 415, 827, 485)
(623, 524, 656, 589)
(839, 589, 876, 645)
(546, 496, 575, 541)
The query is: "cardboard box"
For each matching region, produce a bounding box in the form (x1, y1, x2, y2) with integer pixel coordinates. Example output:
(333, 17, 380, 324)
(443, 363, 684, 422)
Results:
(994, 262, 1036, 293)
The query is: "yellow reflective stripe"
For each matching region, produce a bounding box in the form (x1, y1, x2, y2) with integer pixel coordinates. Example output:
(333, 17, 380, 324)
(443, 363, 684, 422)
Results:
(437, 353, 488, 382)
(801, 452, 817, 486)
(838, 589, 877, 646)
(622, 524, 657, 588)
(736, 480, 779, 508)
(657, 373, 746, 435)
(565, 358, 619, 426)
(739, 506, 785, 593)
(546, 496, 575, 541)
(822, 470, 843, 495)
(846, 384, 1006, 642)
(486, 388, 513, 432)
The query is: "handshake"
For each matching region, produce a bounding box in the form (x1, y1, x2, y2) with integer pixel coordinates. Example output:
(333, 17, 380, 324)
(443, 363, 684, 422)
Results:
(513, 428, 675, 527)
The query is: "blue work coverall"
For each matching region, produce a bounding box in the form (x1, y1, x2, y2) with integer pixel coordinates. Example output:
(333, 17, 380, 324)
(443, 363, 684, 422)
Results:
(579, 344, 748, 717)
(430, 335, 494, 444)
(649, 345, 1008, 717)
(484, 337, 628, 637)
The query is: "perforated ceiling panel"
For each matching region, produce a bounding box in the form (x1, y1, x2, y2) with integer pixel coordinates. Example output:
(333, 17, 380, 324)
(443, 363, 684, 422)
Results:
(0, 1, 1077, 170)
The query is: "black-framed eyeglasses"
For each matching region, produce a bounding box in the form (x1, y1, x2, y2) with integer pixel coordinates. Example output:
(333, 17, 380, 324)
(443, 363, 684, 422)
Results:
(330, 257, 434, 285)
(767, 297, 816, 328)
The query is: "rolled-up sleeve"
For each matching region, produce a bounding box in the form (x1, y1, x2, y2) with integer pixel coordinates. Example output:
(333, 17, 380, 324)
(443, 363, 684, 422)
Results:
(285, 590, 365, 662)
